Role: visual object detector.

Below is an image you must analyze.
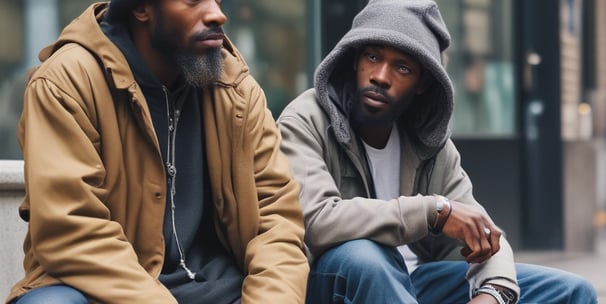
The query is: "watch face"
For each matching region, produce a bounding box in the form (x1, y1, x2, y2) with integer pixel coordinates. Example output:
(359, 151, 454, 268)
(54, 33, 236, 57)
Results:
(501, 290, 516, 303)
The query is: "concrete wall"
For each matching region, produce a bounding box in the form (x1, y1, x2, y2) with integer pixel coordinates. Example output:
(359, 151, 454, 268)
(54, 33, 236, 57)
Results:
(0, 160, 26, 299)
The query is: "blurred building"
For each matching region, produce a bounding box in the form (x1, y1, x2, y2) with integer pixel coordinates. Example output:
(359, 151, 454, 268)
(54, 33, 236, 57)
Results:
(0, 0, 604, 251)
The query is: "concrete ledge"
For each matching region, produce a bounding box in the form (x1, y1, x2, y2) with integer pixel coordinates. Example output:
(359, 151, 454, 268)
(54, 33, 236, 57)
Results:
(0, 160, 26, 299)
(0, 160, 24, 190)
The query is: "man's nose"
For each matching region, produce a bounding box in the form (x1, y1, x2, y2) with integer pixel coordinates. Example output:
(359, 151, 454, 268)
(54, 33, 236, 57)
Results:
(369, 64, 391, 88)
(202, 1, 227, 26)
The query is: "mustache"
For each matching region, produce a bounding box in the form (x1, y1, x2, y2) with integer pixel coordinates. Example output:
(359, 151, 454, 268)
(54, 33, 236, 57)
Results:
(191, 27, 225, 41)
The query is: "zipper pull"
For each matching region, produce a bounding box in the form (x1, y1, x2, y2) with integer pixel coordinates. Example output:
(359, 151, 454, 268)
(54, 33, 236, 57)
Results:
(168, 117, 174, 132)
(166, 162, 176, 177)
(180, 259, 196, 280)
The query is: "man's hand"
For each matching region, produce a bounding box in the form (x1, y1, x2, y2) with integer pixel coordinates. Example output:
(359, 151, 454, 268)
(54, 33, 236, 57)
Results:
(440, 200, 501, 263)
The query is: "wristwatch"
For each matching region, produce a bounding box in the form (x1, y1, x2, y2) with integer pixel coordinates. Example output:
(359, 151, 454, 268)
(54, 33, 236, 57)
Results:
(495, 286, 517, 304)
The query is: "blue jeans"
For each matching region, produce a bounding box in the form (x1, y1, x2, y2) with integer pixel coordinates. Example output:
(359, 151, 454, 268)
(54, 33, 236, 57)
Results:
(10, 284, 244, 304)
(12, 284, 87, 304)
(307, 239, 598, 304)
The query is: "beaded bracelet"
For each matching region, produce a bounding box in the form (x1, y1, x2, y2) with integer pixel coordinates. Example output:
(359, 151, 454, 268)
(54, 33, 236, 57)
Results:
(475, 285, 506, 304)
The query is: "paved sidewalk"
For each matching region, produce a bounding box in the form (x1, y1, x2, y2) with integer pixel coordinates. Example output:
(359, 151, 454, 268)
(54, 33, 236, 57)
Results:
(515, 226, 606, 303)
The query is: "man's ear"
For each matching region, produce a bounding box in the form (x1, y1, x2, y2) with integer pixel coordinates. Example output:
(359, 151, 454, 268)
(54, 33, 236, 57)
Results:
(132, 4, 152, 22)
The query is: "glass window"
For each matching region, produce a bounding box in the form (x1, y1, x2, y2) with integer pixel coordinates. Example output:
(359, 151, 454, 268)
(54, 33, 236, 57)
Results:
(0, 0, 309, 159)
(223, 0, 309, 116)
(60, 0, 97, 27)
(436, 0, 516, 137)
(0, 1, 25, 159)
(0, 0, 95, 160)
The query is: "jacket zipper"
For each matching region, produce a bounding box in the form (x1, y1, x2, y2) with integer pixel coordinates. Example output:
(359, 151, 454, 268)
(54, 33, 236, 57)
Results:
(163, 86, 196, 280)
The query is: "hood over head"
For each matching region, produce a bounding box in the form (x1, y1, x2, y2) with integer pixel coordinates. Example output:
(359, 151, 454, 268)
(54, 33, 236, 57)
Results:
(314, 0, 454, 159)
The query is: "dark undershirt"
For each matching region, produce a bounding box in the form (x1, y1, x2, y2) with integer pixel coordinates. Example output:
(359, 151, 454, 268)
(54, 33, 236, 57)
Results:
(100, 19, 243, 303)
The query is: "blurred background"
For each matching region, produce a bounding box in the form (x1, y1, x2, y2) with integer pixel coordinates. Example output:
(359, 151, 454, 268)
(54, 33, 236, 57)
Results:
(0, 0, 605, 295)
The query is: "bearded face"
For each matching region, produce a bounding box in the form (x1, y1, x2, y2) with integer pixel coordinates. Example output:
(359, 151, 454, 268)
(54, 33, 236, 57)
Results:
(149, 3, 225, 87)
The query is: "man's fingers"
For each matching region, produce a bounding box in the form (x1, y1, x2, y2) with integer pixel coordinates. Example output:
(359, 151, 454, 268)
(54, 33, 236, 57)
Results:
(460, 225, 487, 263)
(462, 224, 498, 263)
(488, 226, 501, 254)
(442, 201, 502, 262)
(471, 230, 493, 263)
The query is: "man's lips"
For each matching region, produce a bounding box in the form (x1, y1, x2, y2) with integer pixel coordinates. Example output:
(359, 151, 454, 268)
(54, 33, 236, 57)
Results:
(362, 91, 389, 109)
(195, 33, 224, 48)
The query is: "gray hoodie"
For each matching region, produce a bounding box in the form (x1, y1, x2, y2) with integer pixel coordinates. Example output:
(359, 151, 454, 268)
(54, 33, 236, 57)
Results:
(315, 0, 454, 160)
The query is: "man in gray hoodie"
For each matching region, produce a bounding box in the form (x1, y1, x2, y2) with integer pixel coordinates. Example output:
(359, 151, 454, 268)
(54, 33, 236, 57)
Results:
(278, 0, 597, 303)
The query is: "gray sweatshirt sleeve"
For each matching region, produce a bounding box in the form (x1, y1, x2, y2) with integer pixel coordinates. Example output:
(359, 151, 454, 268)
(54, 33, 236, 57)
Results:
(429, 140, 519, 298)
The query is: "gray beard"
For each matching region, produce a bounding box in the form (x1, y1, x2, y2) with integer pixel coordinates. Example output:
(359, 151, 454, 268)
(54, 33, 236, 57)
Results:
(175, 48, 223, 88)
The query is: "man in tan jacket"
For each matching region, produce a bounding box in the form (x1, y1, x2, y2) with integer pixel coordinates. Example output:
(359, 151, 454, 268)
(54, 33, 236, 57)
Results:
(7, 1, 308, 303)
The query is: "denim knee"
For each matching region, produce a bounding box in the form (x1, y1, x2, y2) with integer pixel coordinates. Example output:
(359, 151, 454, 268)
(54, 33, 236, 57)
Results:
(567, 273, 598, 303)
(312, 239, 409, 280)
(546, 270, 598, 304)
(517, 263, 598, 304)
(316, 239, 405, 274)
(308, 240, 416, 304)
(13, 284, 88, 304)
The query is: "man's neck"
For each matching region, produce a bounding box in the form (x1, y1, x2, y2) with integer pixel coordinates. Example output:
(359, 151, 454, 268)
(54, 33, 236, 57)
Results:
(130, 26, 179, 89)
(355, 124, 394, 149)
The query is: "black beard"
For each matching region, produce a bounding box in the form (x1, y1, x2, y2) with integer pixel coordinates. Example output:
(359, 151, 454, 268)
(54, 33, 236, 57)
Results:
(174, 48, 223, 88)
(349, 85, 398, 128)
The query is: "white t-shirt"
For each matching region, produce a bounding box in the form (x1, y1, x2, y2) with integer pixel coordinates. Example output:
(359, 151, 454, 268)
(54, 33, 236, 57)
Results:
(362, 126, 419, 273)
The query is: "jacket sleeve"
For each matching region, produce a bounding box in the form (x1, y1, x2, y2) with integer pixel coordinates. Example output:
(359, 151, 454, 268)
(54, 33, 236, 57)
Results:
(430, 140, 520, 298)
(277, 93, 440, 257)
(19, 76, 176, 303)
(278, 94, 519, 299)
(237, 77, 309, 304)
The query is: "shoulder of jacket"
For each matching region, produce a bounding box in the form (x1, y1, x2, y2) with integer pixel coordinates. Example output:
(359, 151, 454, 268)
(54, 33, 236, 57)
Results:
(26, 42, 113, 118)
(30, 43, 102, 83)
(437, 138, 457, 156)
(427, 138, 463, 173)
(280, 89, 322, 118)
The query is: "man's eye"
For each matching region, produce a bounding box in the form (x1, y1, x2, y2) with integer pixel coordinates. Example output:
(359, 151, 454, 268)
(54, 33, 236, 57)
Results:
(397, 65, 410, 74)
(367, 54, 379, 62)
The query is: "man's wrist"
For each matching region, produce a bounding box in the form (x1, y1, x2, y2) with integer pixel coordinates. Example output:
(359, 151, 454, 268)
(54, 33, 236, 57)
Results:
(430, 196, 451, 233)
(474, 284, 517, 304)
